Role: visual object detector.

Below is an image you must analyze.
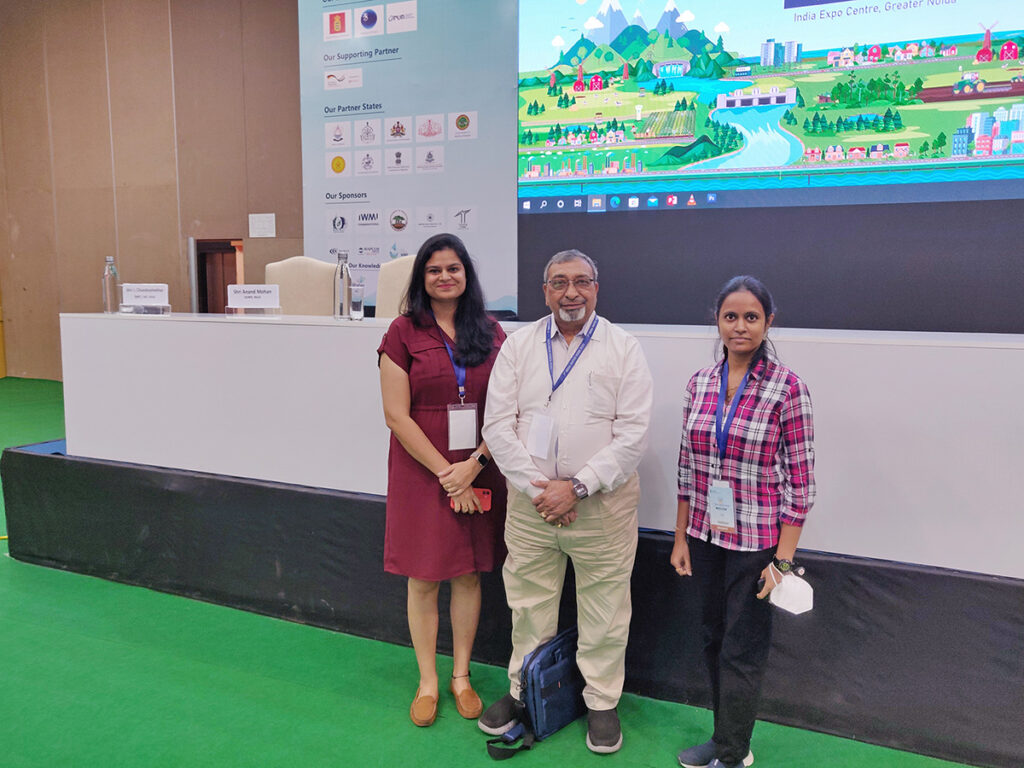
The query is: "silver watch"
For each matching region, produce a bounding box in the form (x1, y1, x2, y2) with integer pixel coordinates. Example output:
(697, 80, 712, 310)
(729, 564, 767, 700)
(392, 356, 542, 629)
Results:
(571, 477, 588, 499)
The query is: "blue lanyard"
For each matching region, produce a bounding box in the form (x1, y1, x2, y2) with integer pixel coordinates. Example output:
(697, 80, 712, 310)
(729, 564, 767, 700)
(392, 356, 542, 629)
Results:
(546, 313, 599, 400)
(433, 317, 467, 403)
(715, 361, 750, 461)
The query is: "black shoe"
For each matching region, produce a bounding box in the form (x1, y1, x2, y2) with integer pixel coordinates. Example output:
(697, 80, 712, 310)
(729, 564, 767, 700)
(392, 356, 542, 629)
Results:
(478, 693, 519, 736)
(586, 707, 622, 754)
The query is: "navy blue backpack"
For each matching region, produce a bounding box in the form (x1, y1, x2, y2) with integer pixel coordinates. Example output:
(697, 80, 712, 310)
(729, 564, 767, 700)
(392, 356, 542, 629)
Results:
(486, 626, 587, 759)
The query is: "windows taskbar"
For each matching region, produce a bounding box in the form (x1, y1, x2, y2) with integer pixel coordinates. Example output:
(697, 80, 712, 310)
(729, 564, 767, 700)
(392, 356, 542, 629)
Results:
(517, 179, 1024, 213)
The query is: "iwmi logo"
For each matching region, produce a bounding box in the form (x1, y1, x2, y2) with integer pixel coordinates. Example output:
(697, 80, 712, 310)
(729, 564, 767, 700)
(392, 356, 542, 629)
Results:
(356, 210, 380, 226)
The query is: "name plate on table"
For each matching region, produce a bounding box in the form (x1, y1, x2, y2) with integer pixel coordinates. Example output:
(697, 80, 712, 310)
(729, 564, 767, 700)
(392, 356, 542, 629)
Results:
(227, 284, 280, 309)
(120, 283, 171, 314)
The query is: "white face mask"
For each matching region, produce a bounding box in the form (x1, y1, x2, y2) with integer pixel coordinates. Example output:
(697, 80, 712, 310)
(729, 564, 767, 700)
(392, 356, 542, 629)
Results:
(770, 573, 814, 615)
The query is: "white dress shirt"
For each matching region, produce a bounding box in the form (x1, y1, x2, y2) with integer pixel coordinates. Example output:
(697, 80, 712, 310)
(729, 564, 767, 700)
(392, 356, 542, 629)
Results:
(483, 313, 653, 499)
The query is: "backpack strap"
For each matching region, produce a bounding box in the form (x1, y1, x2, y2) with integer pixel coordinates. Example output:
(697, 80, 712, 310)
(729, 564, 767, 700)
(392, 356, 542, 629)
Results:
(486, 699, 533, 760)
(486, 723, 536, 760)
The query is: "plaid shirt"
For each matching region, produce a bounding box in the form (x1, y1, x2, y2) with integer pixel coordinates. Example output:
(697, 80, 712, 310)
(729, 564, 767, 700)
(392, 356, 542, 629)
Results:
(678, 354, 815, 552)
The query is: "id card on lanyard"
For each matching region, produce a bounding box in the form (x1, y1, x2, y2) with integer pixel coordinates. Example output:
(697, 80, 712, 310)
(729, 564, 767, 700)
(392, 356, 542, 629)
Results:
(438, 327, 479, 451)
(709, 361, 750, 533)
(527, 314, 598, 460)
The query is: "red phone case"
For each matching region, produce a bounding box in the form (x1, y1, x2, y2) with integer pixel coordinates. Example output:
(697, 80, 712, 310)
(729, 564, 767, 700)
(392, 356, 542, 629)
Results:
(450, 487, 492, 511)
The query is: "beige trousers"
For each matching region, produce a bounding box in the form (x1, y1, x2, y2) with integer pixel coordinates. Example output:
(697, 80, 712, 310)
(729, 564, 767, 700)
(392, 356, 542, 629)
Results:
(503, 473, 640, 711)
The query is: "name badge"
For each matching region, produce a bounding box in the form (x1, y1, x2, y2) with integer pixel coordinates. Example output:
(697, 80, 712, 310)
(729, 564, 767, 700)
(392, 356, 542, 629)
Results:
(448, 402, 478, 451)
(708, 479, 737, 532)
(527, 410, 554, 460)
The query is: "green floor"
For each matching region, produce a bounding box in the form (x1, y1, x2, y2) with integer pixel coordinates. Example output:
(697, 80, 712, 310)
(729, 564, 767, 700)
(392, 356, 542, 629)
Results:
(0, 378, 971, 768)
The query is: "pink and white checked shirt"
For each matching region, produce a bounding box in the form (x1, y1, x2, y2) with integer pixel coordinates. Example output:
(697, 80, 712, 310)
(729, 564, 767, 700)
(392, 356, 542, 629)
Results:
(678, 354, 815, 552)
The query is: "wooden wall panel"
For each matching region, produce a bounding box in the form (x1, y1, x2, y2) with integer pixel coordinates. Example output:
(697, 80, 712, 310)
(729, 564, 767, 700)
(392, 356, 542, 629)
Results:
(0, 0, 304, 378)
(45, 0, 117, 315)
(0, 80, 8, 376)
(105, 0, 184, 307)
(240, 2, 302, 238)
(170, 0, 247, 241)
(242, 237, 304, 285)
(0, 2, 61, 379)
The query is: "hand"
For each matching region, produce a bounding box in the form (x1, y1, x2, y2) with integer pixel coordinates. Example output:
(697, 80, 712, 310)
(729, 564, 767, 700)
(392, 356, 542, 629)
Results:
(438, 459, 481, 497)
(531, 479, 577, 525)
(549, 508, 578, 527)
(450, 486, 483, 514)
(756, 562, 784, 600)
(670, 538, 692, 576)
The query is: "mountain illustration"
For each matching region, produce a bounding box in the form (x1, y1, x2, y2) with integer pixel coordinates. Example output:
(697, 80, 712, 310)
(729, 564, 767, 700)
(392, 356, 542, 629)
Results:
(655, 0, 689, 39)
(586, 0, 629, 46)
(610, 24, 653, 60)
(650, 135, 721, 166)
(555, 35, 597, 68)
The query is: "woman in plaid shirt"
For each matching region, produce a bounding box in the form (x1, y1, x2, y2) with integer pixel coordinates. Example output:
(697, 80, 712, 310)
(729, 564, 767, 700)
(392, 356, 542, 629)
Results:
(671, 276, 816, 768)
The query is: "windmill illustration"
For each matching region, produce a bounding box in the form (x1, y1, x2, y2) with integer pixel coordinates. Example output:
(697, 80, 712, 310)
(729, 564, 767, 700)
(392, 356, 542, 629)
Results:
(975, 22, 997, 63)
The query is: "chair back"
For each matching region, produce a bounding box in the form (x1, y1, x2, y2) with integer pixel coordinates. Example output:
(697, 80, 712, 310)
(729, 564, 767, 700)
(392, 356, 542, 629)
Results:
(264, 256, 337, 316)
(375, 254, 416, 318)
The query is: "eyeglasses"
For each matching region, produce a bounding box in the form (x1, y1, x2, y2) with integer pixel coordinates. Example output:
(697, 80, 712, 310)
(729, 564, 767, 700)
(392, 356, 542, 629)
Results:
(545, 277, 596, 292)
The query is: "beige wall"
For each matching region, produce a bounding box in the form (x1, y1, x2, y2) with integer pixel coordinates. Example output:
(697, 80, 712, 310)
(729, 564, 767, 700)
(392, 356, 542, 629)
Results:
(0, 0, 302, 379)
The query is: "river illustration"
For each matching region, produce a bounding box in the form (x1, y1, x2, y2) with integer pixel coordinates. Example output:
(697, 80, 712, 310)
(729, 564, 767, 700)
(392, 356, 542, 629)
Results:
(690, 104, 804, 171)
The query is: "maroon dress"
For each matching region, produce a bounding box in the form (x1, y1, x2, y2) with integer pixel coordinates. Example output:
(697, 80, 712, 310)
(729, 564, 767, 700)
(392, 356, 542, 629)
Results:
(377, 315, 507, 581)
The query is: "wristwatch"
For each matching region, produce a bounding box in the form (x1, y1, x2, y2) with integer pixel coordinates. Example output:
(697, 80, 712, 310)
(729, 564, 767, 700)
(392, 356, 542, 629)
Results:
(571, 477, 589, 499)
(471, 451, 489, 468)
(772, 557, 794, 573)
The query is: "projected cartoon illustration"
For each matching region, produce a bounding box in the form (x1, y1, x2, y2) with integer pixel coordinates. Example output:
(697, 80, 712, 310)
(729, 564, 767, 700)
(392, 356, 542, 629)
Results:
(519, 0, 1024, 189)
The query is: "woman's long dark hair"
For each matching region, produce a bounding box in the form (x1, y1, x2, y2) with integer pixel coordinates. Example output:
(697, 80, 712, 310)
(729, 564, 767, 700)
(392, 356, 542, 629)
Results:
(713, 275, 777, 367)
(402, 233, 495, 368)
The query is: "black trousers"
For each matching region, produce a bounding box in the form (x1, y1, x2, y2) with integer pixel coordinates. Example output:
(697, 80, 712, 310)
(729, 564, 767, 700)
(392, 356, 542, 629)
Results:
(688, 535, 774, 767)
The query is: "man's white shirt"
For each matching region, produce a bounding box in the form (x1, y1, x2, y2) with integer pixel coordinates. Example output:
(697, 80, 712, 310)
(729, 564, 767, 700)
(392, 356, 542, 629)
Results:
(482, 314, 654, 499)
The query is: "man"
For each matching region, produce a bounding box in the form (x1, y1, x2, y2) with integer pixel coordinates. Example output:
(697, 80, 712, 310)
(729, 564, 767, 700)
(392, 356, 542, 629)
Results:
(479, 249, 653, 753)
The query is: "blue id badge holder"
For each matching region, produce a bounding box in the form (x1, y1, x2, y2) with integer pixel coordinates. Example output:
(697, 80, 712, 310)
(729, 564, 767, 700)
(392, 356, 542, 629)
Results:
(707, 454, 737, 533)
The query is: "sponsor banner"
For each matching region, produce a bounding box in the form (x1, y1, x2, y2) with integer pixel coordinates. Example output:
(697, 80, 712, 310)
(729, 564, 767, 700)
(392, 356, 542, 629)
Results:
(300, 0, 516, 309)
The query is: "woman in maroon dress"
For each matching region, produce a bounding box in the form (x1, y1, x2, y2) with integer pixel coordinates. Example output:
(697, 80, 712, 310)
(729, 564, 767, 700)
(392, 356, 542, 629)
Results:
(378, 233, 506, 727)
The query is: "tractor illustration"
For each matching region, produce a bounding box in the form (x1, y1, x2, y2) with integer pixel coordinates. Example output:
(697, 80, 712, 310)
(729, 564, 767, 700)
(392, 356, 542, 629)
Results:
(953, 72, 987, 94)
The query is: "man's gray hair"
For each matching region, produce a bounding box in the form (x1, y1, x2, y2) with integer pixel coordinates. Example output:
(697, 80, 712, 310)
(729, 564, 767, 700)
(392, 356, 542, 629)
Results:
(543, 249, 599, 283)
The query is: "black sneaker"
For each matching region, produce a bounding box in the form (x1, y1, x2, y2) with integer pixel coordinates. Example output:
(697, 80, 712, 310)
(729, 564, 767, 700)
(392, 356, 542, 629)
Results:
(586, 707, 622, 754)
(478, 693, 519, 736)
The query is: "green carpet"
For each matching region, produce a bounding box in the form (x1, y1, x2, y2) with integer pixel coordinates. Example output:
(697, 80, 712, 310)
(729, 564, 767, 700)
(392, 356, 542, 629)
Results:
(0, 378, 972, 767)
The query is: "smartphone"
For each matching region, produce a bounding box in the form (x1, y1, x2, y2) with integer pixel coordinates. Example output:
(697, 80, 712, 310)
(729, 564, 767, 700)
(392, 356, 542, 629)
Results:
(450, 487, 492, 512)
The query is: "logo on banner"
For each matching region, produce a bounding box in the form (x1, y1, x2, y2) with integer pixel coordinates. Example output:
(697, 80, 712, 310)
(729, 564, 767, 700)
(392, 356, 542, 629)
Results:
(358, 245, 381, 260)
(324, 10, 351, 41)
(356, 209, 381, 227)
(417, 115, 444, 139)
(355, 5, 384, 36)
(386, 1, 418, 33)
(325, 69, 363, 90)
(389, 210, 408, 231)
(450, 207, 472, 231)
(417, 207, 443, 230)
(326, 121, 351, 147)
(389, 119, 408, 140)
(331, 156, 347, 174)
(331, 215, 347, 234)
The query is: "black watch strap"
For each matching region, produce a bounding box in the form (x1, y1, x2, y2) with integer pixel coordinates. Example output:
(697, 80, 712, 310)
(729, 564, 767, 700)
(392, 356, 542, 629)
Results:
(772, 557, 794, 573)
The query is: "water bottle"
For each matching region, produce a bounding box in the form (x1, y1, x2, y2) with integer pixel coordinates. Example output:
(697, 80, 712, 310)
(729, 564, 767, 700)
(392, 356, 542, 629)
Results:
(336, 252, 352, 319)
(102, 256, 120, 313)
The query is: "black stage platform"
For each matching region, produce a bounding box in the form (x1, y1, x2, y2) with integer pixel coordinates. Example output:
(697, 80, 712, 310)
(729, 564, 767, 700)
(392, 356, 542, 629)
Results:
(3, 444, 1022, 768)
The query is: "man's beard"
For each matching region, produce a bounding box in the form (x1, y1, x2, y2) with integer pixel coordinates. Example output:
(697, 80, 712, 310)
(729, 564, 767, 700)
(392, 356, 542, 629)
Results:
(558, 306, 586, 323)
